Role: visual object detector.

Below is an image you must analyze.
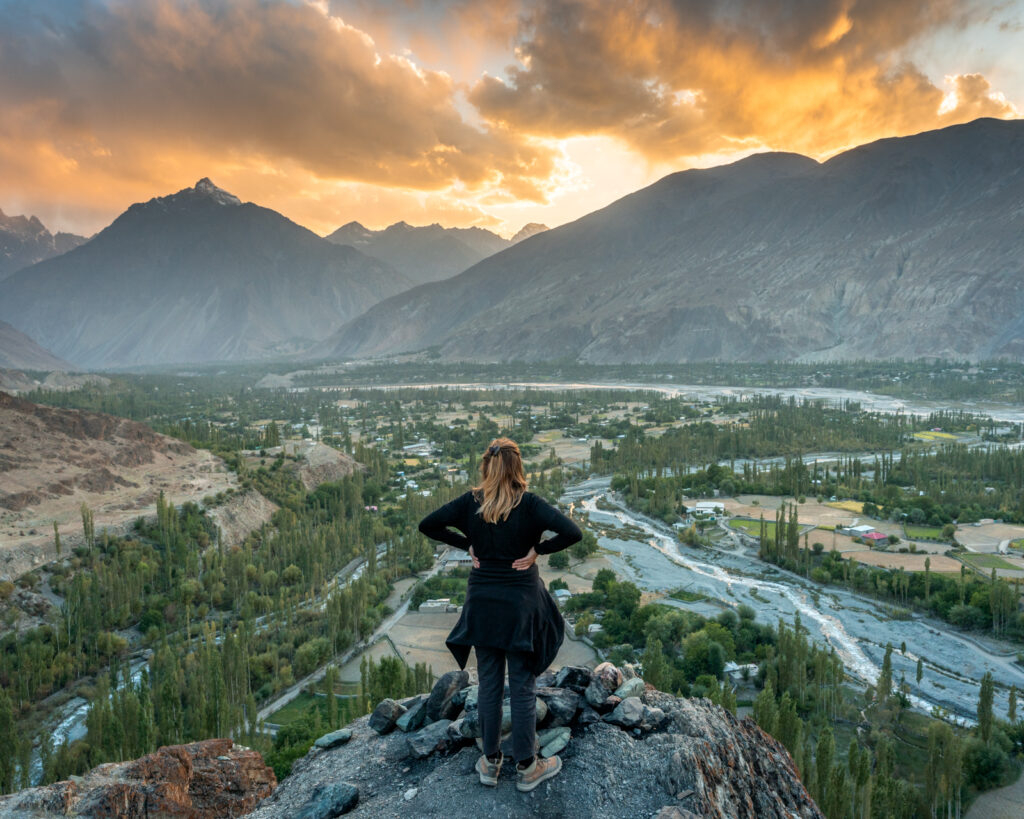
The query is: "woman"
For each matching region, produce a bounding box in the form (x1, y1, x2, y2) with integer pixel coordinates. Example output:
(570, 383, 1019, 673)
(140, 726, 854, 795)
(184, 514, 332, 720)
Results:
(418, 437, 582, 792)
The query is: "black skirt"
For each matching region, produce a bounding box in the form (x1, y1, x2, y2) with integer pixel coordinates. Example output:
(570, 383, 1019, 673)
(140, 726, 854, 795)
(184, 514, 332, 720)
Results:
(445, 562, 565, 677)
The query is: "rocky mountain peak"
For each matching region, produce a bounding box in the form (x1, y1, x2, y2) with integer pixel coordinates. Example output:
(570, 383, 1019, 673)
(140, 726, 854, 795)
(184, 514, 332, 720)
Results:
(190, 177, 242, 206)
(511, 222, 549, 243)
(253, 663, 822, 819)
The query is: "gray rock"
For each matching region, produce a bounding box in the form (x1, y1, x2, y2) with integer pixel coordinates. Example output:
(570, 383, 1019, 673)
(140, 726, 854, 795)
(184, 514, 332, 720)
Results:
(369, 698, 406, 735)
(426, 670, 470, 722)
(313, 728, 353, 750)
(294, 782, 359, 819)
(538, 726, 571, 758)
(613, 678, 646, 699)
(585, 679, 617, 711)
(536, 670, 557, 687)
(576, 704, 601, 725)
(604, 697, 667, 733)
(499, 699, 548, 732)
(537, 686, 580, 727)
(462, 684, 478, 712)
(553, 665, 592, 693)
(395, 697, 428, 733)
(603, 696, 645, 729)
(407, 719, 455, 759)
(459, 710, 480, 739)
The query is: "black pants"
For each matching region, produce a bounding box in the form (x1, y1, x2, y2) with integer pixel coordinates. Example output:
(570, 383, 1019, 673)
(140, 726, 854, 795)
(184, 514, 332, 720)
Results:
(475, 646, 535, 763)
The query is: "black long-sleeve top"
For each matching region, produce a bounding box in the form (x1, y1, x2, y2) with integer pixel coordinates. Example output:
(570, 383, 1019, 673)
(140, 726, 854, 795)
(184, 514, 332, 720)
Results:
(418, 490, 582, 560)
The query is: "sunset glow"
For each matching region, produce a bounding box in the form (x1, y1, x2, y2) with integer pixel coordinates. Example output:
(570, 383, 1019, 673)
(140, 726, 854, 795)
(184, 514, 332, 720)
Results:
(0, 0, 1021, 237)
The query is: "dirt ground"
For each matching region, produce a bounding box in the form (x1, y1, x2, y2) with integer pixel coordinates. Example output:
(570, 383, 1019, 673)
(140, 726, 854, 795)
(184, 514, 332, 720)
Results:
(384, 610, 599, 678)
(956, 522, 1024, 553)
(846, 550, 962, 573)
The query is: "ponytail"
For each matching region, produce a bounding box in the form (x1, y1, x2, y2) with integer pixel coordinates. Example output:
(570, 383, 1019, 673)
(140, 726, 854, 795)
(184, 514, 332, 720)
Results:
(473, 437, 527, 523)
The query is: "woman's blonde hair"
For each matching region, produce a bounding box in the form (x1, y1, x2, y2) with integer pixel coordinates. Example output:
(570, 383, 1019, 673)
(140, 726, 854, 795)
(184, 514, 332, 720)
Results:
(473, 437, 528, 523)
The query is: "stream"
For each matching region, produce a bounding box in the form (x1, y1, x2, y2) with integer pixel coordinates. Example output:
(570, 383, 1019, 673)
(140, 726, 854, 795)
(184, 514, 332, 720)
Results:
(563, 476, 1022, 725)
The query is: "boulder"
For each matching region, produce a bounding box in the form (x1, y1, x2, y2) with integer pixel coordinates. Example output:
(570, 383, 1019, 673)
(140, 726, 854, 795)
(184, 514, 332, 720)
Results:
(426, 671, 470, 722)
(584, 679, 617, 712)
(553, 665, 592, 693)
(576, 704, 601, 726)
(603, 696, 645, 729)
(537, 726, 571, 758)
(603, 697, 667, 733)
(592, 662, 624, 692)
(313, 729, 353, 750)
(459, 710, 480, 739)
(368, 699, 406, 735)
(499, 699, 548, 732)
(407, 720, 455, 759)
(294, 782, 359, 819)
(536, 686, 580, 727)
(462, 685, 479, 712)
(395, 697, 429, 733)
(613, 677, 646, 699)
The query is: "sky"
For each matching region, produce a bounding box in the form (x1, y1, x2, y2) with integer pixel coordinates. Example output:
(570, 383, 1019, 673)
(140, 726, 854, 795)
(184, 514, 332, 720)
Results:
(0, 0, 1021, 238)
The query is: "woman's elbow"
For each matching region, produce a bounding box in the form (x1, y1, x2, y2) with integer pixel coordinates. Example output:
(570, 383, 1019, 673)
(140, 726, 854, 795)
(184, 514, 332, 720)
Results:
(569, 522, 583, 544)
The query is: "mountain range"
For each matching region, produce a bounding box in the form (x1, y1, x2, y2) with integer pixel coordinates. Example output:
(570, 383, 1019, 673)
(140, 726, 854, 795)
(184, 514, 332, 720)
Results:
(0, 208, 86, 281)
(317, 117, 1024, 363)
(0, 320, 70, 370)
(0, 179, 413, 368)
(325, 220, 547, 286)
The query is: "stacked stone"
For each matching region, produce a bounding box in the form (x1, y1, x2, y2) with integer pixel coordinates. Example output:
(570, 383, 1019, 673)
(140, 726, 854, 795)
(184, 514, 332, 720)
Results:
(359, 661, 664, 764)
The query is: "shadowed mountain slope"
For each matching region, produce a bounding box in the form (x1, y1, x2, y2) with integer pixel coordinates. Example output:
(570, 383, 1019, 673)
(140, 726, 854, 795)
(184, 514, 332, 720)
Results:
(0, 180, 413, 368)
(317, 118, 1024, 363)
(326, 220, 547, 286)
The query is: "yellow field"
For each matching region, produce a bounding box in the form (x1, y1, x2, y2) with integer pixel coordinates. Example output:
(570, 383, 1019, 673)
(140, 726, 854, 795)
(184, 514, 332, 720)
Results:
(913, 431, 958, 441)
(827, 500, 864, 514)
(403, 458, 421, 466)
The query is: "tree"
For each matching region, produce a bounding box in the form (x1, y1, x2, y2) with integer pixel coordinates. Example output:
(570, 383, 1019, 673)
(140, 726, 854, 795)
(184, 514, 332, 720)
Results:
(815, 724, 834, 808)
(548, 550, 569, 570)
(877, 644, 893, 702)
(916, 657, 923, 686)
(641, 637, 670, 692)
(977, 671, 994, 744)
(1009, 685, 1017, 723)
(753, 680, 778, 735)
(0, 688, 15, 793)
(53, 521, 62, 557)
(592, 568, 616, 594)
(324, 665, 338, 730)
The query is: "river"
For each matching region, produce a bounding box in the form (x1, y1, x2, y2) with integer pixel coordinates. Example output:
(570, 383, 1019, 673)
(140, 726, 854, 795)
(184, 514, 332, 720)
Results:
(562, 476, 1021, 725)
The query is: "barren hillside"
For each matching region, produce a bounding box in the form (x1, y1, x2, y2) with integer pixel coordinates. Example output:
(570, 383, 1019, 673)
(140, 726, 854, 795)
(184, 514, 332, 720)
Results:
(0, 392, 236, 577)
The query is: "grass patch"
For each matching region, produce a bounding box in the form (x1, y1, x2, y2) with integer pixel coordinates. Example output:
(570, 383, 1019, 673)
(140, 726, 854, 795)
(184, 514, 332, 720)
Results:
(267, 691, 359, 727)
(962, 553, 1018, 571)
(827, 500, 864, 514)
(669, 588, 707, 603)
(729, 518, 776, 538)
(913, 430, 959, 441)
(903, 524, 944, 540)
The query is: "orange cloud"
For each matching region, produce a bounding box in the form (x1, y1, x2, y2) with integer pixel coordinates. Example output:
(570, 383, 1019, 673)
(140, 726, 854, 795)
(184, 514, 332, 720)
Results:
(0, 0, 557, 232)
(469, 0, 1018, 161)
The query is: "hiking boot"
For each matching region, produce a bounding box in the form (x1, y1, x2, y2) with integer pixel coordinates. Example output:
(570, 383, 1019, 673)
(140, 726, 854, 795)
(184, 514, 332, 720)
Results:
(515, 754, 562, 792)
(476, 752, 503, 786)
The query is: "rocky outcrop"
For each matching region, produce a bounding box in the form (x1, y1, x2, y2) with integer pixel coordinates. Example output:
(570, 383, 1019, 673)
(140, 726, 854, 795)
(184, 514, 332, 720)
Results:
(0, 739, 275, 818)
(250, 664, 823, 819)
(207, 489, 279, 548)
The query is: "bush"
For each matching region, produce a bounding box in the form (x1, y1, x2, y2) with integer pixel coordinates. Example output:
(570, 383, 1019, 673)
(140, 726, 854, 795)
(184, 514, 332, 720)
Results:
(548, 551, 569, 570)
(963, 738, 1011, 791)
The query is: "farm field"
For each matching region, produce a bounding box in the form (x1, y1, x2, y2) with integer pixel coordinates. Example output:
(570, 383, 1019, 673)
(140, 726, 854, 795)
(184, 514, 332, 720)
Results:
(846, 550, 962, 573)
(903, 524, 945, 541)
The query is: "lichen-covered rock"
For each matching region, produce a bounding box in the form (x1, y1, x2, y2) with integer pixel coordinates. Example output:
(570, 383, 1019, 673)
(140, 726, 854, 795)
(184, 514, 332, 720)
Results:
(294, 782, 359, 819)
(553, 665, 592, 693)
(0, 739, 275, 818)
(426, 670, 470, 722)
(592, 662, 624, 692)
(407, 719, 456, 759)
(395, 697, 429, 733)
(314, 728, 353, 750)
(613, 677, 646, 699)
(368, 698, 406, 734)
(537, 685, 580, 727)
